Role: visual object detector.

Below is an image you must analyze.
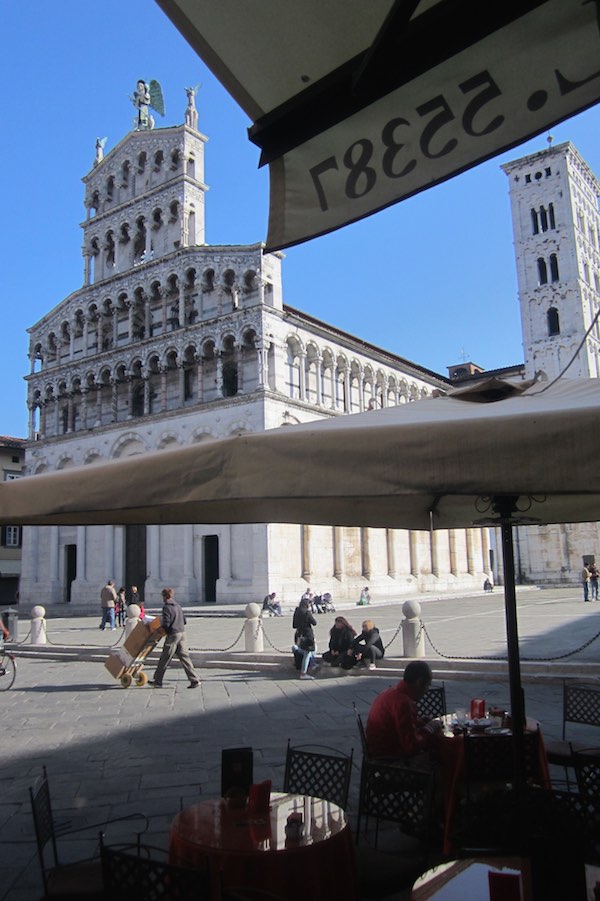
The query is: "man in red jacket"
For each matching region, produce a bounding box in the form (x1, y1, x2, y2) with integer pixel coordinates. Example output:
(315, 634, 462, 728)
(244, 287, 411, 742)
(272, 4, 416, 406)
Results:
(366, 660, 443, 760)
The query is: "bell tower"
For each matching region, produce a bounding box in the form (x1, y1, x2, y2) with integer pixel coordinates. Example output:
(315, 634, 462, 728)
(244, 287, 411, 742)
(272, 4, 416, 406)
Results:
(502, 142, 600, 381)
(81, 87, 207, 287)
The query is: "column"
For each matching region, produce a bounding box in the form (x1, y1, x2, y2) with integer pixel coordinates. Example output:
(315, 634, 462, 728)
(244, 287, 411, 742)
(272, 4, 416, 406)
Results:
(316, 356, 324, 405)
(183, 525, 194, 578)
(27, 403, 35, 440)
(482, 527, 491, 573)
(148, 525, 161, 581)
(409, 530, 420, 577)
(386, 529, 397, 579)
(361, 527, 371, 581)
(343, 369, 351, 412)
(49, 526, 61, 602)
(161, 366, 168, 412)
(127, 300, 134, 341)
(196, 353, 204, 402)
(330, 367, 336, 410)
(178, 362, 185, 406)
(178, 285, 185, 328)
(449, 530, 458, 575)
(358, 369, 365, 412)
(143, 376, 150, 415)
(83, 251, 91, 287)
(333, 527, 343, 580)
(301, 525, 311, 581)
(216, 352, 224, 397)
(161, 292, 168, 333)
(40, 402, 47, 438)
(112, 307, 118, 346)
(466, 528, 477, 575)
(144, 296, 152, 337)
(82, 317, 89, 356)
(111, 378, 118, 422)
(256, 340, 267, 390)
(127, 377, 133, 419)
(67, 396, 74, 433)
(298, 350, 307, 401)
(381, 375, 388, 407)
(95, 381, 102, 426)
(430, 530, 440, 578)
(77, 525, 87, 582)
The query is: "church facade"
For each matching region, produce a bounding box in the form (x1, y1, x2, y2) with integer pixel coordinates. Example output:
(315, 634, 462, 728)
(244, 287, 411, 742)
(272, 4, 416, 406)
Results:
(20, 89, 494, 608)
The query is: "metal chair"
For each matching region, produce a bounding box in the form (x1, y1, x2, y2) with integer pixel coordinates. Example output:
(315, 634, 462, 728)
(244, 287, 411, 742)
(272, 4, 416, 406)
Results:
(282, 740, 353, 809)
(416, 682, 447, 720)
(29, 765, 148, 898)
(100, 840, 212, 900)
(357, 757, 434, 853)
(353, 701, 368, 757)
(463, 730, 543, 798)
(573, 747, 600, 800)
(545, 682, 600, 778)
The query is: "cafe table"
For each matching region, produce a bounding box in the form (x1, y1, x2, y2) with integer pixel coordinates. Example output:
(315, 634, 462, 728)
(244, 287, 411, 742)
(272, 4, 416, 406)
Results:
(411, 857, 533, 900)
(438, 715, 551, 855)
(168, 791, 359, 901)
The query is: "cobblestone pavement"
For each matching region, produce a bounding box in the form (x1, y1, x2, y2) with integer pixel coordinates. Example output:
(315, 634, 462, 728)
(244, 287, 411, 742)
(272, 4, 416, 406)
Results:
(2, 586, 600, 900)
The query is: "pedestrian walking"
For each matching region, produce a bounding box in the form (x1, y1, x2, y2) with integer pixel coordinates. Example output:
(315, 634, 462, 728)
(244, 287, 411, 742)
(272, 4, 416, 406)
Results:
(99, 579, 117, 630)
(115, 587, 127, 626)
(149, 588, 200, 688)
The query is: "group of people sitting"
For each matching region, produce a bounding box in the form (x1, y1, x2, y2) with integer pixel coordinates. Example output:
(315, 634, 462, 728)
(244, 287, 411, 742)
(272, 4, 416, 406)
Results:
(291, 600, 385, 680)
(300, 588, 336, 614)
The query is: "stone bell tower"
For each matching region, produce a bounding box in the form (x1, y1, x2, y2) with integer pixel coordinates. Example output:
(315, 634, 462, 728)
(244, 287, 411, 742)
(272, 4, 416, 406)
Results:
(502, 141, 600, 381)
(81, 91, 207, 288)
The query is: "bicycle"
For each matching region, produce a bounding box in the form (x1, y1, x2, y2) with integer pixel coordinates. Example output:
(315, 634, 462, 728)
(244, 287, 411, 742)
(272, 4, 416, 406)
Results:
(0, 637, 16, 690)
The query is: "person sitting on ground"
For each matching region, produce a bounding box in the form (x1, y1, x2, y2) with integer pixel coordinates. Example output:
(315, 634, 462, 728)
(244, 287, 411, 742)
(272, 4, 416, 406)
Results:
(262, 592, 282, 616)
(357, 586, 371, 606)
(366, 660, 443, 760)
(341, 619, 384, 670)
(292, 598, 318, 678)
(322, 616, 356, 666)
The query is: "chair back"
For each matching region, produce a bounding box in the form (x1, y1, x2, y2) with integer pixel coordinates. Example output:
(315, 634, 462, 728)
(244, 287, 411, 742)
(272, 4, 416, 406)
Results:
(573, 747, 600, 800)
(353, 702, 368, 757)
(101, 843, 211, 901)
(563, 682, 600, 739)
(416, 683, 447, 720)
(358, 759, 434, 841)
(464, 730, 541, 789)
(283, 741, 353, 809)
(29, 765, 58, 890)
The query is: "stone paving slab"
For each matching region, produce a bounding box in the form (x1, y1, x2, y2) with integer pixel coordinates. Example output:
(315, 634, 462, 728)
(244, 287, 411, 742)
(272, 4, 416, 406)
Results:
(2, 587, 600, 900)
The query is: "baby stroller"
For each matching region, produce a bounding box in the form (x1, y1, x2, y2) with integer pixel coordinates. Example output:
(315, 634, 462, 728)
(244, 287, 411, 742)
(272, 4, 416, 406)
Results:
(314, 592, 336, 614)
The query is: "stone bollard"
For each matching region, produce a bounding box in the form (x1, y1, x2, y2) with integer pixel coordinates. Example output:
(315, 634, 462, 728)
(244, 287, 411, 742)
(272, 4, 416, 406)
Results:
(125, 604, 142, 638)
(401, 600, 425, 658)
(244, 603, 264, 653)
(31, 605, 47, 645)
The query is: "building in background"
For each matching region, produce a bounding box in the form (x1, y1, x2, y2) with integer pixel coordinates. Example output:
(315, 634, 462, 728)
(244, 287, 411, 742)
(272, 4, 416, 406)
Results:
(0, 436, 25, 604)
(19, 86, 495, 609)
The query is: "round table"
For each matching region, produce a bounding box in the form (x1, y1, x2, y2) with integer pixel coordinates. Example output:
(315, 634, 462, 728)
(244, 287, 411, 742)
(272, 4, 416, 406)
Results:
(411, 857, 532, 900)
(169, 792, 359, 901)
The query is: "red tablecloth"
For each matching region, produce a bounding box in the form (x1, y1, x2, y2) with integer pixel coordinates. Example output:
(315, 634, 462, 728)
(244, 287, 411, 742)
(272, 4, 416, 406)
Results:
(169, 792, 359, 901)
(439, 718, 551, 854)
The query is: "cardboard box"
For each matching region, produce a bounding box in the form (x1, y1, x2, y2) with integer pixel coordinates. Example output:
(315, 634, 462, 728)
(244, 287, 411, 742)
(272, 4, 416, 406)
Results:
(123, 620, 165, 657)
(104, 651, 126, 679)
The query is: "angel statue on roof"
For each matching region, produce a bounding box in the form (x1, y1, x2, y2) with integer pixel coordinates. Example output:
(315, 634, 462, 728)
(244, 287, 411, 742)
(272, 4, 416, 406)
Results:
(131, 79, 165, 131)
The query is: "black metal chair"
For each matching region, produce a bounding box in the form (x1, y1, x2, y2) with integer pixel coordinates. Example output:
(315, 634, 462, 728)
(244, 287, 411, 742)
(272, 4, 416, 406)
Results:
(100, 840, 212, 901)
(545, 682, 600, 781)
(416, 682, 447, 720)
(573, 747, 600, 800)
(353, 702, 368, 757)
(357, 757, 434, 854)
(282, 740, 353, 810)
(29, 766, 148, 898)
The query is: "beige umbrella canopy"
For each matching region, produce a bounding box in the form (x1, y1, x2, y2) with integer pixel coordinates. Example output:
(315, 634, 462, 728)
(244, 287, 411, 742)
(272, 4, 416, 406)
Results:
(1, 377, 598, 529)
(156, 0, 600, 250)
(3, 375, 599, 786)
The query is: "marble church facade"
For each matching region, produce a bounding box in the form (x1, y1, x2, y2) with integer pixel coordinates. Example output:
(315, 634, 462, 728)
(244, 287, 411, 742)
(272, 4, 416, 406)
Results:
(19, 92, 493, 608)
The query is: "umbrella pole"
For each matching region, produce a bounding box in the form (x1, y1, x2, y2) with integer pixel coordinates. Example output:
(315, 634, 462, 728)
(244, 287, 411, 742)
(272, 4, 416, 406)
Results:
(494, 496, 526, 794)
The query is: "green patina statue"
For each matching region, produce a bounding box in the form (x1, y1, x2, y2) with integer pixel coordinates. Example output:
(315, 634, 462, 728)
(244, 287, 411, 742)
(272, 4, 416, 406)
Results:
(131, 79, 165, 131)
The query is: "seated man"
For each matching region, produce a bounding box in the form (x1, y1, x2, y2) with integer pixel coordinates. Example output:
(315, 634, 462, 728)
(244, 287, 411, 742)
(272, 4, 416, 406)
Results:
(366, 660, 443, 760)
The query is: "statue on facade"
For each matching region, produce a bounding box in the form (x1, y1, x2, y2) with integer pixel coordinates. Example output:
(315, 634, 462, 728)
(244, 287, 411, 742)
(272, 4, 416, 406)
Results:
(131, 79, 165, 131)
(94, 136, 107, 166)
(185, 85, 200, 130)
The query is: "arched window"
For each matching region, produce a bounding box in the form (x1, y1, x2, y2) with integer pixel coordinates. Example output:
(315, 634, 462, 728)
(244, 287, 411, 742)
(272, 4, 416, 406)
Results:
(539, 206, 548, 232)
(547, 308, 560, 336)
(222, 362, 238, 397)
(550, 253, 559, 282)
(548, 203, 555, 229)
(531, 209, 539, 235)
(537, 257, 548, 285)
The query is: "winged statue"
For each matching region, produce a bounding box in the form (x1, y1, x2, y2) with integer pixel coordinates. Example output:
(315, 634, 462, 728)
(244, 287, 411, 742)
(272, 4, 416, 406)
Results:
(94, 136, 108, 166)
(131, 79, 165, 131)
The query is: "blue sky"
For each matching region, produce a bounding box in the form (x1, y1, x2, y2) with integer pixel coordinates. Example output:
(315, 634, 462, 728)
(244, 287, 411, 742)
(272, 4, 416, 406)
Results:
(2, 1, 600, 439)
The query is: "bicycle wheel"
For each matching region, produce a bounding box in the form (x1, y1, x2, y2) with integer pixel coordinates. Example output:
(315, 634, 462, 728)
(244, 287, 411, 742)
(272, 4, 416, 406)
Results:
(0, 652, 16, 690)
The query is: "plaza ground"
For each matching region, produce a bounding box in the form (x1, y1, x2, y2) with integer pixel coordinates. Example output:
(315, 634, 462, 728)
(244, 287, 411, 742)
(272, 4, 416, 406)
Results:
(2, 586, 600, 899)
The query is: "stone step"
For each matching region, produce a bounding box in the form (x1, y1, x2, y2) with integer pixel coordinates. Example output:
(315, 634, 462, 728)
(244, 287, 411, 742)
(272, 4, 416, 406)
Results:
(9, 643, 600, 684)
